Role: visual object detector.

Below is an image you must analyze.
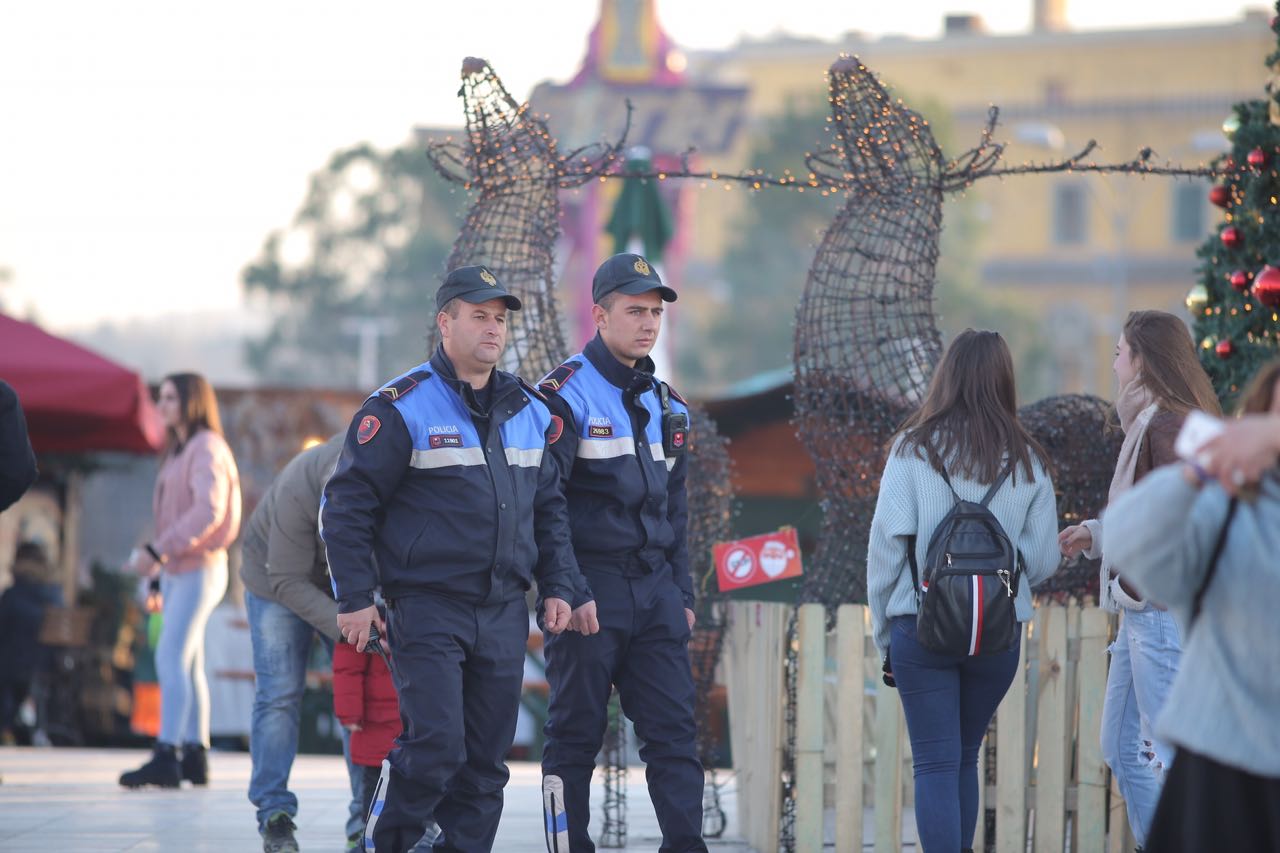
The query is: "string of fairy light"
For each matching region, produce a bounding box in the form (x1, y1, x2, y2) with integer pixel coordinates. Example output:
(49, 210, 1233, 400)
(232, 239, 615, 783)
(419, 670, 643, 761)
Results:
(426, 82, 1222, 201)
(428, 132, 1222, 194)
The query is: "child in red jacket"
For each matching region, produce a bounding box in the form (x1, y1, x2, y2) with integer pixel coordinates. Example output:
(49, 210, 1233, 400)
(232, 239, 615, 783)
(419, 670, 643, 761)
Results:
(333, 631, 401, 849)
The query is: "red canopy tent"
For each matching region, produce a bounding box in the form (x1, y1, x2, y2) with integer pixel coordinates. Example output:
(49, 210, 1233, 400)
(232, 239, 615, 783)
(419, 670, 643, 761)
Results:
(1, 313, 165, 454)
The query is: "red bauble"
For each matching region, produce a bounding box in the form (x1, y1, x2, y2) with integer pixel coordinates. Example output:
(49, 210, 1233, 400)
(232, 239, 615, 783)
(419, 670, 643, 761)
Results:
(1249, 147, 1269, 169)
(1230, 270, 1250, 292)
(1255, 264, 1280, 308)
(1216, 339, 1234, 359)
(1209, 185, 1231, 208)
(1221, 226, 1243, 249)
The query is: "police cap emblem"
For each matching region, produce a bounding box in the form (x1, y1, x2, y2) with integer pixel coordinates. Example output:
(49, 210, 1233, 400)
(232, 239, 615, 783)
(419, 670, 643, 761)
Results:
(633, 258, 650, 276)
(480, 268, 497, 286)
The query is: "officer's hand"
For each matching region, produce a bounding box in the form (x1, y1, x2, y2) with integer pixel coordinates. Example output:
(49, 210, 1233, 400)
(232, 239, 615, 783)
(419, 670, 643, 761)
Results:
(543, 597, 572, 634)
(685, 608, 696, 631)
(568, 600, 600, 636)
(337, 606, 384, 653)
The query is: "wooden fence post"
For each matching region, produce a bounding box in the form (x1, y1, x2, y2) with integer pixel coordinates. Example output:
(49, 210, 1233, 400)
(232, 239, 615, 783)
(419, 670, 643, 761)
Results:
(873, 681, 904, 853)
(836, 605, 865, 853)
(1034, 605, 1069, 853)
(1077, 606, 1110, 851)
(724, 601, 788, 851)
(794, 603, 826, 850)
(995, 621, 1029, 853)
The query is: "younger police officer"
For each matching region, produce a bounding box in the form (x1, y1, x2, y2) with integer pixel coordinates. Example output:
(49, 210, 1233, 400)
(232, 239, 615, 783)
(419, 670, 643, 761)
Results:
(321, 266, 590, 853)
(540, 253, 707, 853)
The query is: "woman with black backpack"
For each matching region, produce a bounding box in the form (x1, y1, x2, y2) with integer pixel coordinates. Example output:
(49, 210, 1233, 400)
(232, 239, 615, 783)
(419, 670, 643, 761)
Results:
(867, 329, 1062, 853)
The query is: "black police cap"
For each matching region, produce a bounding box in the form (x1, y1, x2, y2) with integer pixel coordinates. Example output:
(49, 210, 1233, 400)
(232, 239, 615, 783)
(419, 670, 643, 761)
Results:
(591, 253, 677, 304)
(436, 265, 522, 312)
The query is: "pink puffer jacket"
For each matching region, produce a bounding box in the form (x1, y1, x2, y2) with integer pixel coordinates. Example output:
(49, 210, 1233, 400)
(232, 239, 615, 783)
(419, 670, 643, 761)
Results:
(151, 429, 242, 574)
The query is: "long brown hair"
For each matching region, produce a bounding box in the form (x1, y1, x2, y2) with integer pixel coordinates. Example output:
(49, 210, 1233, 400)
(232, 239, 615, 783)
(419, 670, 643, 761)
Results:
(1123, 311, 1222, 417)
(161, 372, 223, 453)
(1237, 358, 1280, 415)
(892, 329, 1049, 484)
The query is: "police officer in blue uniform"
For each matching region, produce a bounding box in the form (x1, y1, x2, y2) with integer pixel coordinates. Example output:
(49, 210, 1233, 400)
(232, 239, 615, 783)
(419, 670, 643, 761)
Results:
(539, 253, 707, 853)
(321, 265, 590, 853)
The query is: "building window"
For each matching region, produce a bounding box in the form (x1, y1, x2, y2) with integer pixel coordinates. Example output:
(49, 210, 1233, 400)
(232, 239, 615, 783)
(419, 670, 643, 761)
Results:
(1052, 184, 1087, 245)
(1172, 182, 1207, 243)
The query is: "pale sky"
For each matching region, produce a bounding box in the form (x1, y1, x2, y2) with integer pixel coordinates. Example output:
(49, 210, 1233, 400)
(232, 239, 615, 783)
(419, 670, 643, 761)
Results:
(0, 0, 1255, 332)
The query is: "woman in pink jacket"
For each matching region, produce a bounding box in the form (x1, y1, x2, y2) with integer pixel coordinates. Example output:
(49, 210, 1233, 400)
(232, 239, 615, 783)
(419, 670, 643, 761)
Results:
(120, 373, 241, 789)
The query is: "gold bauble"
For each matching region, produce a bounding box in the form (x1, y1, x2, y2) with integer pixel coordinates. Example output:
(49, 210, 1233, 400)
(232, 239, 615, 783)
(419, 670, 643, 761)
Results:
(1185, 283, 1209, 315)
(1223, 113, 1242, 140)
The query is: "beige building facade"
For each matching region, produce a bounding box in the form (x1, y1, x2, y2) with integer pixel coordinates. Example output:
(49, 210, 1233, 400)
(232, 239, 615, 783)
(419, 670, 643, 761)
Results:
(687, 7, 1272, 393)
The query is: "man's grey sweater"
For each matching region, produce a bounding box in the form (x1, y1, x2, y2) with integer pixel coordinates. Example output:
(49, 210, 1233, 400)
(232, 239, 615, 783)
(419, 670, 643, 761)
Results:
(240, 435, 343, 642)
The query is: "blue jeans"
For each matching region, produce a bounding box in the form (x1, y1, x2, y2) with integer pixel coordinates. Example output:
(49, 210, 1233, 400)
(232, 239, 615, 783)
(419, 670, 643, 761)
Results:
(245, 589, 363, 838)
(889, 616, 1021, 853)
(1100, 606, 1181, 847)
(156, 560, 228, 746)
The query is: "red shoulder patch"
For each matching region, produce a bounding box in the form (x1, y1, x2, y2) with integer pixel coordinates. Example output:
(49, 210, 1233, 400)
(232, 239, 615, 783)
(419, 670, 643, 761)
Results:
(547, 415, 564, 444)
(357, 415, 382, 445)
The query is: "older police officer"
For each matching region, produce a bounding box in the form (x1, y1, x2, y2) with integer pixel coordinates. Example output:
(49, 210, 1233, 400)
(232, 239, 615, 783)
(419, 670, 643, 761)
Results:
(539, 253, 706, 853)
(321, 265, 589, 853)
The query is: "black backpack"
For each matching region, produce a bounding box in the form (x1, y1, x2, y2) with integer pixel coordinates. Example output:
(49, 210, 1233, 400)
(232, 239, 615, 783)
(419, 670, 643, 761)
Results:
(907, 463, 1023, 656)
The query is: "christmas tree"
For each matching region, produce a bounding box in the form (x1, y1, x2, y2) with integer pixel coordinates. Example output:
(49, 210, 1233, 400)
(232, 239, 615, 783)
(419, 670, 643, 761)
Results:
(1191, 4, 1280, 406)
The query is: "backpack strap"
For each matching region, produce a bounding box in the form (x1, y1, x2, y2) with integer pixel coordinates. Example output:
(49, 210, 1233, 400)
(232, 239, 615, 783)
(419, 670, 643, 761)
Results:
(978, 466, 1012, 507)
(1190, 497, 1238, 630)
(906, 534, 921, 603)
(925, 445, 963, 504)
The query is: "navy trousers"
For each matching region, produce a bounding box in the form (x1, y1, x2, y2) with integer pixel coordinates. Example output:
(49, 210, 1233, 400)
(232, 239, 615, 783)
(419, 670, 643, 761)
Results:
(890, 615, 1021, 853)
(368, 593, 527, 853)
(542, 564, 707, 853)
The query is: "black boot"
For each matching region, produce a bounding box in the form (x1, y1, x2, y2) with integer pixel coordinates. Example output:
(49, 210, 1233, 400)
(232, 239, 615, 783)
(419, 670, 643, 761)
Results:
(180, 742, 208, 785)
(119, 742, 181, 789)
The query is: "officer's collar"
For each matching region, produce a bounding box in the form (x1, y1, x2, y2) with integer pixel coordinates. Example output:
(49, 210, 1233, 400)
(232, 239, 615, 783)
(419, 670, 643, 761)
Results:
(429, 346, 516, 402)
(584, 333, 656, 391)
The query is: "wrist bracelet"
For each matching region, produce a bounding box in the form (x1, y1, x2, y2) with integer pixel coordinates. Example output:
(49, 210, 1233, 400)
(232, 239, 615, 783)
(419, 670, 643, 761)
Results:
(144, 543, 164, 564)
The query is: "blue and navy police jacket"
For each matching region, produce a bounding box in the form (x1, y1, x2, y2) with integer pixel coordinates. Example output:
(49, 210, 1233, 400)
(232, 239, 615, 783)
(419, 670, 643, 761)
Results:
(539, 333, 693, 610)
(320, 347, 583, 614)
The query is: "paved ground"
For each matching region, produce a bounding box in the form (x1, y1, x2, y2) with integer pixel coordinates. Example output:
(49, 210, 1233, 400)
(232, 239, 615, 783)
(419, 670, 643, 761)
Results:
(0, 746, 752, 852)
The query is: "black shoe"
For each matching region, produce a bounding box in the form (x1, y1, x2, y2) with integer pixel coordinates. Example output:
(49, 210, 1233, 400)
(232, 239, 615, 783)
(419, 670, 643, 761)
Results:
(180, 742, 208, 785)
(119, 743, 182, 789)
(262, 812, 299, 853)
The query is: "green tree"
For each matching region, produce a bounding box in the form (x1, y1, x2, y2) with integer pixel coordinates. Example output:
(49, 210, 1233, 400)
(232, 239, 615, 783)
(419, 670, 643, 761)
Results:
(1193, 6, 1280, 406)
(242, 142, 467, 387)
(681, 96, 839, 388)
